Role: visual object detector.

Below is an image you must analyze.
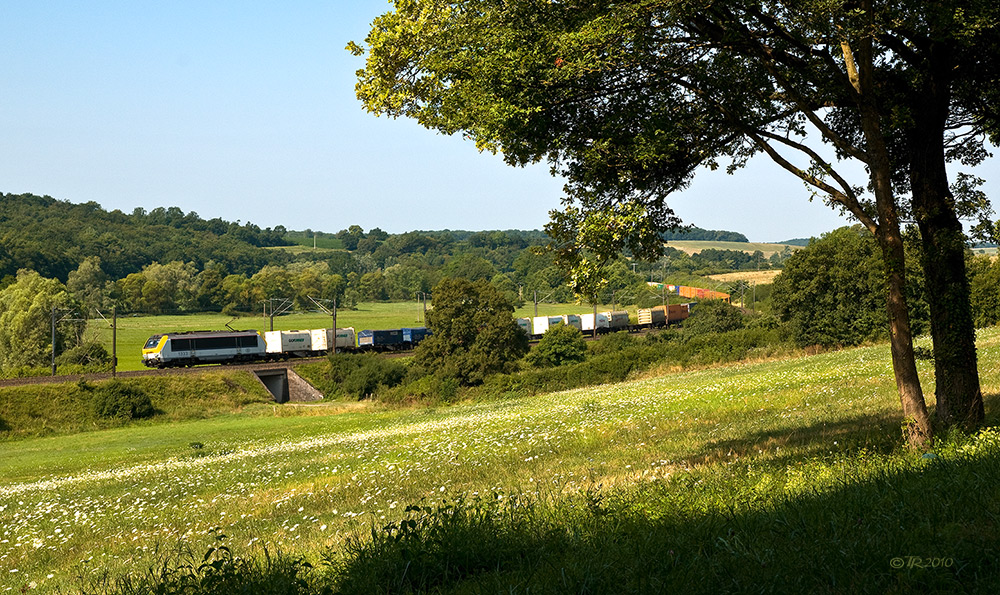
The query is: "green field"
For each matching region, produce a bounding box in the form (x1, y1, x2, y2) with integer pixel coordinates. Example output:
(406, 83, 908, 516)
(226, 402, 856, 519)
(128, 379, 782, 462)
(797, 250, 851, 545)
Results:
(86, 303, 435, 372)
(3, 329, 999, 591)
(87, 302, 626, 372)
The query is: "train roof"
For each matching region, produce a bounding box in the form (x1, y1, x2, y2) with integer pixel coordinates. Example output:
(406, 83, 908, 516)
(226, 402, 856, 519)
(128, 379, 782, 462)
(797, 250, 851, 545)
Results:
(157, 330, 261, 339)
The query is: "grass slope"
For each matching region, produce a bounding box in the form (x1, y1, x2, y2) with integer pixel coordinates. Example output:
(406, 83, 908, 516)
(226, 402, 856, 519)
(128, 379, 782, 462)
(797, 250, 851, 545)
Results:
(2, 331, 999, 592)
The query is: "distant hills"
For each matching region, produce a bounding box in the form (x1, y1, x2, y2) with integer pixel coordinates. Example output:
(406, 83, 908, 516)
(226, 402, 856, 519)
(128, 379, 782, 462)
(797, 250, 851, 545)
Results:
(2, 192, 778, 286)
(662, 226, 749, 243)
(778, 238, 812, 247)
(0, 193, 290, 282)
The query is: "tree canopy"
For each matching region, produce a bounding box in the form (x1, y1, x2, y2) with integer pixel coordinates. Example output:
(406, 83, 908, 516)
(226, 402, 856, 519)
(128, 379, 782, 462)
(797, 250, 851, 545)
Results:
(414, 277, 529, 385)
(0, 270, 83, 372)
(353, 0, 1000, 443)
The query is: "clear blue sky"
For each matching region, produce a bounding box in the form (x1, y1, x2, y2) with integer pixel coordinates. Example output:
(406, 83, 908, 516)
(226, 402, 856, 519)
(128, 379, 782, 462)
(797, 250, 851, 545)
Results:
(2, 1, 993, 242)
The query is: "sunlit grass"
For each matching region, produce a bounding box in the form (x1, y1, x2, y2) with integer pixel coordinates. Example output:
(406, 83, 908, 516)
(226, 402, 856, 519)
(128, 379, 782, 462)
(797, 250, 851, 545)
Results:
(2, 329, 999, 592)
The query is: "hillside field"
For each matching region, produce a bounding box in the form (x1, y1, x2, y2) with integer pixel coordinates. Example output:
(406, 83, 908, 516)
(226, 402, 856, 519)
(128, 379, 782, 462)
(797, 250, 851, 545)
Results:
(668, 239, 801, 257)
(707, 269, 783, 284)
(2, 330, 999, 592)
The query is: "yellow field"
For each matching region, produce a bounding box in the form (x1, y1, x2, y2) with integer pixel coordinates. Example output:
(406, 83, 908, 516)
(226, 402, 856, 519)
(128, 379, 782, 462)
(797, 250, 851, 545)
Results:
(667, 240, 801, 257)
(707, 270, 783, 284)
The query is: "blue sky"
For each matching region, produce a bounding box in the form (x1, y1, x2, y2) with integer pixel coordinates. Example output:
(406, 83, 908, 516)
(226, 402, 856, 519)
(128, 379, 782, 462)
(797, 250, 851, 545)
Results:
(2, 1, 991, 242)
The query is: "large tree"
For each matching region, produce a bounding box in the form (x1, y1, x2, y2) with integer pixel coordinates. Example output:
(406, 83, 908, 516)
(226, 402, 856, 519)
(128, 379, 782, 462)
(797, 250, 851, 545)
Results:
(0, 269, 83, 372)
(353, 0, 999, 445)
(414, 277, 529, 385)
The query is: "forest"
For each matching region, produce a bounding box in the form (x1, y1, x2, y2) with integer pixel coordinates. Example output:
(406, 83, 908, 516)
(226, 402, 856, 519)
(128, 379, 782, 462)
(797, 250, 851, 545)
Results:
(0, 193, 778, 318)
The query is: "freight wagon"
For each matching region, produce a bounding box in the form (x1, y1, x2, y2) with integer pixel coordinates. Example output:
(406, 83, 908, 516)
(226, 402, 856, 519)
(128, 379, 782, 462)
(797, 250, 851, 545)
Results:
(580, 310, 631, 334)
(310, 327, 357, 353)
(401, 327, 432, 348)
(357, 328, 405, 351)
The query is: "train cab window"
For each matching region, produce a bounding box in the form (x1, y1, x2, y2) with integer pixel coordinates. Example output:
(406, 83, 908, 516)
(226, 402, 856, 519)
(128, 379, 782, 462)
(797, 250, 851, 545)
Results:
(238, 335, 260, 348)
(144, 335, 163, 349)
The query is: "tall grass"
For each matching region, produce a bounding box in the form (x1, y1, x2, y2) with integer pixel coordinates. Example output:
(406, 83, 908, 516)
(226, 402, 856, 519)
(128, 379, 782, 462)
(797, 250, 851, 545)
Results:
(2, 329, 999, 592)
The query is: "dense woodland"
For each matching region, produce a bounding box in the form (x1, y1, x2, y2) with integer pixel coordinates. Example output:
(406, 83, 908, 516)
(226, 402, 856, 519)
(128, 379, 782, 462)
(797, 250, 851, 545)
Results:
(0, 194, 781, 318)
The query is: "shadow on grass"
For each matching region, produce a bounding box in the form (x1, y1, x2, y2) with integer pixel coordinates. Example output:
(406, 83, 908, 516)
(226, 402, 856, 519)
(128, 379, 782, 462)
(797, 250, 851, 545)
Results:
(331, 440, 1000, 594)
(689, 410, 903, 469)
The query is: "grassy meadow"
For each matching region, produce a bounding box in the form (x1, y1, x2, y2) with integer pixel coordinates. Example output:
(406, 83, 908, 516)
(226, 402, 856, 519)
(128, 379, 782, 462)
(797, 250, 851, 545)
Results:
(2, 329, 999, 592)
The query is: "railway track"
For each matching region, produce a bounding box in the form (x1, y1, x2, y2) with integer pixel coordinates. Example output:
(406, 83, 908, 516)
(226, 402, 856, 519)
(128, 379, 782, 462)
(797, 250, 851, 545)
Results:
(0, 357, 329, 389)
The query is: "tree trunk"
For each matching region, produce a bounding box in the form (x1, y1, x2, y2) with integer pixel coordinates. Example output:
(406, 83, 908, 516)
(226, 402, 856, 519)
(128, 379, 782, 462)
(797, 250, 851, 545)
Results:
(873, 206, 934, 447)
(852, 19, 932, 448)
(864, 133, 932, 447)
(908, 66, 985, 431)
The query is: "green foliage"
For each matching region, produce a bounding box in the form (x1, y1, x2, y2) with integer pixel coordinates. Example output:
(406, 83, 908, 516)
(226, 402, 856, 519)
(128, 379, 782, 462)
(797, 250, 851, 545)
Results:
(0, 269, 83, 372)
(414, 278, 529, 385)
(80, 529, 317, 595)
(475, 326, 793, 400)
(0, 194, 288, 282)
(525, 323, 587, 368)
(329, 495, 546, 593)
(92, 380, 155, 420)
(329, 430, 1000, 594)
(321, 353, 407, 400)
(55, 341, 111, 369)
(968, 253, 1000, 327)
(771, 226, 928, 348)
(586, 330, 638, 356)
(0, 373, 271, 440)
(683, 300, 746, 335)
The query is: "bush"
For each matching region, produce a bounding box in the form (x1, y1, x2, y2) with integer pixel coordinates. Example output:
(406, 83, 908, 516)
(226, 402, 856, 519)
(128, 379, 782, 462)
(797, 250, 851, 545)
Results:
(56, 341, 111, 368)
(93, 380, 155, 420)
(525, 323, 587, 368)
(414, 278, 529, 385)
(323, 353, 407, 400)
(683, 300, 746, 335)
(587, 330, 639, 356)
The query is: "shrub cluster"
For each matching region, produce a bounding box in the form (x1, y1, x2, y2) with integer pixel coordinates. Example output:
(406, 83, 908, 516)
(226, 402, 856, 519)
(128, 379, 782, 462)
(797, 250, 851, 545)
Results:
(524, 323, 587, 368)
(321, 353, 407, 400)
(92, 380, 155, 420)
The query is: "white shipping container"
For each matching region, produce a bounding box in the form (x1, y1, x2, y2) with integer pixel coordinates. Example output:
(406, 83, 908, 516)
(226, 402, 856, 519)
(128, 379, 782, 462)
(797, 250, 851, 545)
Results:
(308, 328, 356, 352)
(264, 330, 312, 354)
(561, 314, 583, 330)
(580, 313, 611, 332)
(335, 327, 356, 350)
(516, 318, 532, 336)
(531, 315, 564, 335)
(309, 329, 333, 352)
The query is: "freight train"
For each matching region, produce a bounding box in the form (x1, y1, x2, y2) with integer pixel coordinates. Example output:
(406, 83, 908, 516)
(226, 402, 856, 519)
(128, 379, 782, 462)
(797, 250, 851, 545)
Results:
(141, 304, 691, 368)
(141, 326, 431, 368)
(518, 304, 690, 338)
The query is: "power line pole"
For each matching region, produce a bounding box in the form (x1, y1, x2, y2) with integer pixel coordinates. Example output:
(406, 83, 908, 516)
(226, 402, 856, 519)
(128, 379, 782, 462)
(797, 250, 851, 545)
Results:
(51, 307, 56, 376)
(112, 306, 118, 378)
